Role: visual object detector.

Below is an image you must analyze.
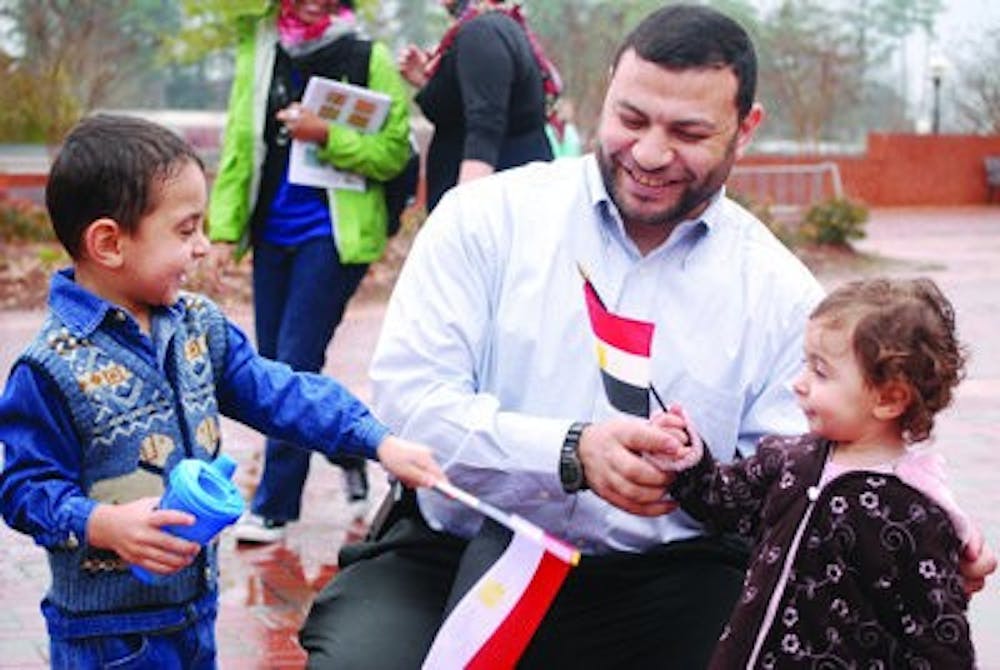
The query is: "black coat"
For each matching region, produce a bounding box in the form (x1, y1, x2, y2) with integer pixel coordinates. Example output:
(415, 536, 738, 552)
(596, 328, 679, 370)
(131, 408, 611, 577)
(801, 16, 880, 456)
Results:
(416, 11, 552, 211)
(672, 433, 974, 668)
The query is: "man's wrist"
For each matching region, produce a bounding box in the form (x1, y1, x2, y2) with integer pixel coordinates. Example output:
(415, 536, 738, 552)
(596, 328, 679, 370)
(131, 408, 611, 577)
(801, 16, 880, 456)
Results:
(559, 421, 591, 493)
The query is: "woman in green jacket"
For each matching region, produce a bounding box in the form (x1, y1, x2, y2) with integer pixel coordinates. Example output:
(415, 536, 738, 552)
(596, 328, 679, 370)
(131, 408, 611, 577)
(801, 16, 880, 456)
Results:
(209, 0, 411, 543)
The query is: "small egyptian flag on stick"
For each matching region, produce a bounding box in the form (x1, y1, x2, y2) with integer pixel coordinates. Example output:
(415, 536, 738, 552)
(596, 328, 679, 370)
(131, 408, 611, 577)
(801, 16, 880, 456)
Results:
(579, 264, 656, 418)
(423, 481, 580, 669)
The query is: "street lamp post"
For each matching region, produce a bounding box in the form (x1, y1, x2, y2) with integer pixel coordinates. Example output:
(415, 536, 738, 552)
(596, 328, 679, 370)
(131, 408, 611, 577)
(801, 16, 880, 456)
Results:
(929, 54, 948, 135)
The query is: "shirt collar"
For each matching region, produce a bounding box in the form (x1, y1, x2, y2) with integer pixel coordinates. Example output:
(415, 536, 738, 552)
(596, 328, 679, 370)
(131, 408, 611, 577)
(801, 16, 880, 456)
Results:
(48, 266, 184, 338)
(581, 153, 723, 253)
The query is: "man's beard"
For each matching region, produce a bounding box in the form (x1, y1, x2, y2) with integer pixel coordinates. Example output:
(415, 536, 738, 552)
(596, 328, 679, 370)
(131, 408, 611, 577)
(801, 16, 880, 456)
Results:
(596, 137, 737, 229)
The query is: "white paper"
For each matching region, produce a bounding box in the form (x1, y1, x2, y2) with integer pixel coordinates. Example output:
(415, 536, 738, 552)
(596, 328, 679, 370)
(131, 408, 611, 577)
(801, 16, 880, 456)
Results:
(287, 76, 392, 192)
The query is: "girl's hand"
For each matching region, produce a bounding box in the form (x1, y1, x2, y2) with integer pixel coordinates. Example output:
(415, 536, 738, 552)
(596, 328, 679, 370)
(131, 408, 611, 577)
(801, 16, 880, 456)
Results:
(647, 404, 704, 471)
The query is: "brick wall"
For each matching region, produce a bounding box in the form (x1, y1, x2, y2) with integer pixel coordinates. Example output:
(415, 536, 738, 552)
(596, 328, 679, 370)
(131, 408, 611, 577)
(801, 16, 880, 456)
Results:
(739, 133, 1000, 206)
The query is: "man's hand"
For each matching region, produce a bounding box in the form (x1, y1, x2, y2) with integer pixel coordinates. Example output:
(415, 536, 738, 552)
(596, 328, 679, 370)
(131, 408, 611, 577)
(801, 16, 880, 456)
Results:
(376, 436, 447, 489)
(577, 418, 688, 517)
(960, 530, 997, 596)
(86, 498, 200, 576)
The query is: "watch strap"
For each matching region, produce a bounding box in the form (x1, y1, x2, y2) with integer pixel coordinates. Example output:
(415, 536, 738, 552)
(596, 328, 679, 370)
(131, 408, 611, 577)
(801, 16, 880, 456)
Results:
(560, 421, 591, 493)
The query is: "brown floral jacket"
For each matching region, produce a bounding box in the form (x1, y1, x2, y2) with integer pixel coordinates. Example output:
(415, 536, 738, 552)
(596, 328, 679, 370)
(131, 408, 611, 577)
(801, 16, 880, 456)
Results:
(671, 433, 974, 669)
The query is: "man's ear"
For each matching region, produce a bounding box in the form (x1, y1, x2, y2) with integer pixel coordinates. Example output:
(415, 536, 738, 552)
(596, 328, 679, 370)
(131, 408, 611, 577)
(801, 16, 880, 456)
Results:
(734, 103, 765, 160)
(81, 218, 125, 269)
(873, 380, 911, 421)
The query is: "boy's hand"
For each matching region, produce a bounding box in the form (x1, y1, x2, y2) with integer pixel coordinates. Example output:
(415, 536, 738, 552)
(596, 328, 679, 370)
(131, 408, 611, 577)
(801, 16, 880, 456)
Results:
(376, 436, 446, 489)
(86, 497, 201, 576)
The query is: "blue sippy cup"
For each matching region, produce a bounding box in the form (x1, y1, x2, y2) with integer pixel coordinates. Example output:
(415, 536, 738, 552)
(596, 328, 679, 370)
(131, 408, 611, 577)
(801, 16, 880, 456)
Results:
(131, 454, 245, 583)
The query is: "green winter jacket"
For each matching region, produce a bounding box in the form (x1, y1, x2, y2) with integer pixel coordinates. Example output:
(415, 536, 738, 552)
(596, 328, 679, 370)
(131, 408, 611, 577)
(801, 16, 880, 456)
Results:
(208, 8, 410, 263)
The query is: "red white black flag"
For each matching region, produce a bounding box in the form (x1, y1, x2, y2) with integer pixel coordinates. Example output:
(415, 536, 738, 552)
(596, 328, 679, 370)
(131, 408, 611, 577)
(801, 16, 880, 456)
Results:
(580, 267, 655, 417)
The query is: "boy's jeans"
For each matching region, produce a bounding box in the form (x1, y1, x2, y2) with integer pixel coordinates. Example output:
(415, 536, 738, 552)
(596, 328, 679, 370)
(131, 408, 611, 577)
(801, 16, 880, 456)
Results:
(44, 592, 217, 669)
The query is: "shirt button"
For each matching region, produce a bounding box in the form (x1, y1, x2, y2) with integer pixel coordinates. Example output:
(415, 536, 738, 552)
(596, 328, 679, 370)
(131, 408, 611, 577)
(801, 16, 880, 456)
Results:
(807, 486, 820, 501)
(66, 532, 79, 549)
(204, 567, 213, 581)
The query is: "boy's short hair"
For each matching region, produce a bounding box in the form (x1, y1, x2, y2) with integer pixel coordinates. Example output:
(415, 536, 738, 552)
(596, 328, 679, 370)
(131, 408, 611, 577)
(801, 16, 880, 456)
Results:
(45, 114, 204, 258)
(613, 4, 758, 121)
(811, 277, 967, 442)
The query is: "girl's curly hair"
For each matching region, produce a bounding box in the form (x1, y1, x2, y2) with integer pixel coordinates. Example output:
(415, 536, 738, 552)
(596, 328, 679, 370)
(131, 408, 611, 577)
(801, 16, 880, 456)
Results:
(811, 277, 967, 443)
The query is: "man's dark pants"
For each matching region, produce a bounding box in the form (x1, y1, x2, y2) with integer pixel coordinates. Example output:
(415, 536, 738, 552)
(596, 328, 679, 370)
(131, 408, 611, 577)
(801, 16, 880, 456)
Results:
(300, 492, 745, 669)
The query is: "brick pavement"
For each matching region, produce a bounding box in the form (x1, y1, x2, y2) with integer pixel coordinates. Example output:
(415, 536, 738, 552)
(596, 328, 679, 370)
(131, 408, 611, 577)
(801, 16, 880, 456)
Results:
(1, 207, 998, 668)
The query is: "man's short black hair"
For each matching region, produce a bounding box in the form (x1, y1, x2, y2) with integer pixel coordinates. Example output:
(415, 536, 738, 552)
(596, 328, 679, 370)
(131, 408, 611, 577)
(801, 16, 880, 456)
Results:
(613, 4, 757, 120)
(45, 114, 203, 258)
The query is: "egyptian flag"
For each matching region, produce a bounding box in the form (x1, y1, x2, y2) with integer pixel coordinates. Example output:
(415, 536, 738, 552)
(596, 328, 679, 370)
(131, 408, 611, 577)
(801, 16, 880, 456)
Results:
(423, 483, 580, 669)
(580, 269, 655, 417)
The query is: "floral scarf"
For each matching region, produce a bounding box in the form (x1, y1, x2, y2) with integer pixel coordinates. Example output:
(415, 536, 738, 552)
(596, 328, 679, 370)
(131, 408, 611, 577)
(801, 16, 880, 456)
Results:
(277, 0, 332, 47)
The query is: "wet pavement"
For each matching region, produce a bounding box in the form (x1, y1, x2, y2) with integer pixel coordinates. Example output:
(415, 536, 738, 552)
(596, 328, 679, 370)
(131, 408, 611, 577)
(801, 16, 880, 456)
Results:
(1, 207, 998, 668)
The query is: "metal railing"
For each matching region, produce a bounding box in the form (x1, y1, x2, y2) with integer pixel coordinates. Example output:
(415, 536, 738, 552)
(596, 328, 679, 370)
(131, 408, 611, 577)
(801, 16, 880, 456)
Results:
(728, 161, 844, 221)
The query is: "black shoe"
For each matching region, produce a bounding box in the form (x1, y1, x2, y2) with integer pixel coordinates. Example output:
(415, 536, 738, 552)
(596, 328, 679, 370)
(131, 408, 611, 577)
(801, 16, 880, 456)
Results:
(344, 465, 369, 502)
(343, 465, 370, 520)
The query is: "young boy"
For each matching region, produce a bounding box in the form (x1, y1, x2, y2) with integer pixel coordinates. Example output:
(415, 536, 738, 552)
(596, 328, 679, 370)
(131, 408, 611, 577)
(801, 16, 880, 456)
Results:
(0, 114, 444, 669)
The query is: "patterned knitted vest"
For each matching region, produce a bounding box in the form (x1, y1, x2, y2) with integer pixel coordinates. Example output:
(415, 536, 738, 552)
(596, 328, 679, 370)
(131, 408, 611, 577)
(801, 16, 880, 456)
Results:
(18, 293, 229, 614)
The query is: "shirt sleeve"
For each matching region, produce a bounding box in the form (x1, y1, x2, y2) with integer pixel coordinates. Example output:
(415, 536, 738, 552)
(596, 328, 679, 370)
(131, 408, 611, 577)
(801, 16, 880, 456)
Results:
(369, 188, 571, 509)
(215, 322, 389, 460)
(736, 288, 819, 458)
(0, 363, 96, 549)
(453, 17, 516, 166)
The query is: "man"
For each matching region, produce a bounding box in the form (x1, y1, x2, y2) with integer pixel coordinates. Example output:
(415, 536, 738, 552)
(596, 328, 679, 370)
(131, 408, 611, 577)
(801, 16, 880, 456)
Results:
(300, 5, 994, 667)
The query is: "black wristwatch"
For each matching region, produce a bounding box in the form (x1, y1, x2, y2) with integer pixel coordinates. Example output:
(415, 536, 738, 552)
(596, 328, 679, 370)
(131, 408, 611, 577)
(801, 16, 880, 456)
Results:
(559, 421, 591, 493)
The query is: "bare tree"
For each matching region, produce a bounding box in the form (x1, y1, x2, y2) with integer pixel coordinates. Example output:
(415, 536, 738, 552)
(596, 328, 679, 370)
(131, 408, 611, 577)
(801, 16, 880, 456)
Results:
(756, 1, 864, 146)
(953, 26, 1000, 135)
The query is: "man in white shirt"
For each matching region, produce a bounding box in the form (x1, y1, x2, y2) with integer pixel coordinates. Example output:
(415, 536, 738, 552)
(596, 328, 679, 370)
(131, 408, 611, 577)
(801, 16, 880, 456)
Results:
(301, 5, 994, 667)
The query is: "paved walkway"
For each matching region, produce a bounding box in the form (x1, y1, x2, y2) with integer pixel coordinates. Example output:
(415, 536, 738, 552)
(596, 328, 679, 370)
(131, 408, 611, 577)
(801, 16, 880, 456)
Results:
(0, 207, 998, 668)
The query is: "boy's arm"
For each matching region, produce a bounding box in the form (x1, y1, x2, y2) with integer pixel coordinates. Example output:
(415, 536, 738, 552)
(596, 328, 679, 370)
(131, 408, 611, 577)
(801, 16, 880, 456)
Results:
(215, 322, 388, 460)
(0, 364, 96, 549)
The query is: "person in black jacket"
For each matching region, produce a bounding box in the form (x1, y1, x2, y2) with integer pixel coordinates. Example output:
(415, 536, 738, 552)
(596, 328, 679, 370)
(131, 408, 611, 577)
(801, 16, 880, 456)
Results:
(398, 0, 558, 211)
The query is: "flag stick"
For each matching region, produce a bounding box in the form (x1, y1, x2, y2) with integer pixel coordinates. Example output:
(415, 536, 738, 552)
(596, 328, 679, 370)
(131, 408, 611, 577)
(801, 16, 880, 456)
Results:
(650, 384, 668, 413)
(432, 480, 581, 565)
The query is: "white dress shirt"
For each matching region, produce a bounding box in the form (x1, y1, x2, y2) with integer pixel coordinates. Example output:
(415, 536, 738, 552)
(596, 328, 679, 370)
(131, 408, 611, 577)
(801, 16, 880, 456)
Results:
(370, 154, 824, 554)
